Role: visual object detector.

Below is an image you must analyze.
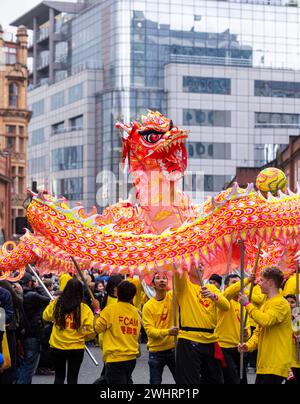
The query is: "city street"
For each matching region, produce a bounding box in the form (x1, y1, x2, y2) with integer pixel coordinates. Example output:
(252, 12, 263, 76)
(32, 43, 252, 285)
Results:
(32, 343, 255, 385)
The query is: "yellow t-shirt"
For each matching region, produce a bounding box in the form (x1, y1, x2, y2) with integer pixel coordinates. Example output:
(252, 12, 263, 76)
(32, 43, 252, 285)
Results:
(174, 272, 230, 344)
(43, 300, 95, 350)
(216, 279, 251, 348)
(246, 293, 292, 378)
(283, 274, 300, 297)
(245, 284, 266, 328)
(95, 301, 141, 363)
(142, 291, 175, 352)
(127, 277, 143, 310)
(98, 295, 118, 348)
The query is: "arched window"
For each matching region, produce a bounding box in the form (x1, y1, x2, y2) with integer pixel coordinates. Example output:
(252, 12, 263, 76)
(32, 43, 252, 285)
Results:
(9, 83, 18, 107)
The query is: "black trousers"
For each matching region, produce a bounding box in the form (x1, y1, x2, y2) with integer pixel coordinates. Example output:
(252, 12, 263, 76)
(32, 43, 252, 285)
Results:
(222, 347, 248, 385)
(105, 359, 136, 384)
(51, 348, 84, 384)
(175, 338, 224, 384)
(148, 348, 176, 384)
(255, 374, 285, 384)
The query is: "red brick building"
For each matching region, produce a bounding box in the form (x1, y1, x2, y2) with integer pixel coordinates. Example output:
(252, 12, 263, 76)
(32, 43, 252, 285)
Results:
(0, 153, 12, 243)
(0, 25, 31, 237)
(228, 135, 300, 192)
(279, 135, 300, 192)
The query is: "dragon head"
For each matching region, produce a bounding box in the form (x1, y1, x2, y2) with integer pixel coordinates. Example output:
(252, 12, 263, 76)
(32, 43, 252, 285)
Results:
(116, 111, 188, 181)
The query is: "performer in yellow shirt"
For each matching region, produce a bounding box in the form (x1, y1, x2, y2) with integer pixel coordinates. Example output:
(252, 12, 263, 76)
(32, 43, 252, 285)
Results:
(142, 272, 178, 384)
(174, 265, 230, 384)
(285, 294, 300, 384)
(283, 272, 300, 297)
(43, 278, 95, 384)
(238, 267, 292, 384)
(216, 274, 251, 384)
(94, 281, 141, 384)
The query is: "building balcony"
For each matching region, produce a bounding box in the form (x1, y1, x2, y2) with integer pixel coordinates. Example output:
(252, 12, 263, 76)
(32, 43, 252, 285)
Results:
(37, 28, 49, 43)
(37, 56, 49, 71)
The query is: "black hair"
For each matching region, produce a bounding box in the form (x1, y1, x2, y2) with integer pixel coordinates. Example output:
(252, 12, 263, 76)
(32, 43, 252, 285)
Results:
(106, 275, 124, 296)
(102, 274, 124, 308)
(261, 267, 284, 289)
(95, 279, 105, 288)
(53, 278, 83, 330)
(117, 281, 136, 303)
(151, 272, 168, 284)
(285, 294, 296, 301)
(0, 280, 23, 309)
(224, 274, 240, 286)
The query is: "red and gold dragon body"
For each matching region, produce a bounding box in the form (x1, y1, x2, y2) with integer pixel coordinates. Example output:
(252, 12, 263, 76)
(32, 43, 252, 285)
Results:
(0, 111, 299, 280)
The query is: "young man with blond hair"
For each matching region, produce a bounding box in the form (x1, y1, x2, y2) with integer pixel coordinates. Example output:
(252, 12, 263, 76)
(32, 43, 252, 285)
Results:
(238, 267, 292, 384)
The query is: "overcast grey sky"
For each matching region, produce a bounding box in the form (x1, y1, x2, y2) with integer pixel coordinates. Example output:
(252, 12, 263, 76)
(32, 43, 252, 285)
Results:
(1, 0, 74, 30)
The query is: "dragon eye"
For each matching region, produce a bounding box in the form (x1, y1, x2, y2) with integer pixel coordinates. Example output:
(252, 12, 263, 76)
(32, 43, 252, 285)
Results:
(138, 129, 164, 143)
(148, 133, 160, 143)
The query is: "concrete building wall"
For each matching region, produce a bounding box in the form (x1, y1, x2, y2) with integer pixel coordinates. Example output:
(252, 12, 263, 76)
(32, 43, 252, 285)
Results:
(27, 69, 103, 209)
(165, 63, 300, 199)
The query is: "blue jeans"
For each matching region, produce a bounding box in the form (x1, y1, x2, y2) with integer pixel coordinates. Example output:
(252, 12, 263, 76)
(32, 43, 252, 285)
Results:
(16, 337, 41, 384)
(148, 348, 176, 384)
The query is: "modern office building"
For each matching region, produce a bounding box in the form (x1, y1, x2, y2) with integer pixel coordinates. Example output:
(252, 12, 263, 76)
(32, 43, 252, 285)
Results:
(0, 25, 31, 235)
(11, 0, 300, 208)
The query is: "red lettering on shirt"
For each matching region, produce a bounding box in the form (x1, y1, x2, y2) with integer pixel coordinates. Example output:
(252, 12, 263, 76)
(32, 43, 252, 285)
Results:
(65, 314, 76, 330)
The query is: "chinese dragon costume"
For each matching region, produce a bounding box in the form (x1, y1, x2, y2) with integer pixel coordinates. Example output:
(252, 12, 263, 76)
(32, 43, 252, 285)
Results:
(0, 111, 299, 281)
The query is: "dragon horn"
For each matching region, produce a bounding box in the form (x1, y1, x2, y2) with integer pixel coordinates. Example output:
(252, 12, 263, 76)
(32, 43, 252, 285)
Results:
(27, 188, 37, 197)
(115, 121, 131, 135)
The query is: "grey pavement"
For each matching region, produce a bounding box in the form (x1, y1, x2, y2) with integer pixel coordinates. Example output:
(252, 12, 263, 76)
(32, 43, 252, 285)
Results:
(32, 343, 255, 384)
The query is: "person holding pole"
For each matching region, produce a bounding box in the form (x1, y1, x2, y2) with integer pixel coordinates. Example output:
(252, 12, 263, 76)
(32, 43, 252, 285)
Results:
(142, 272, 178, 384)
(238, 267, 292, 384)
(43, 278, 95, 384)
(216, 274, 251, 384)
(174, 264, 230, 384)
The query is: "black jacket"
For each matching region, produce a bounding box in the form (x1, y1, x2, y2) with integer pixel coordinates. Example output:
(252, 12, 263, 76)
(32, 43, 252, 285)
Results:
(22, 286, 51, 338)
(0, 286, 14, 325)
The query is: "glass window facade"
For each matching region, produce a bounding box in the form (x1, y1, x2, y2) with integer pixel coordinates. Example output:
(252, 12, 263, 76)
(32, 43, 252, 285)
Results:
(51, 91, 65, 110)
(26, 0, 300, 202)
(8, 83, 18, 107)
(52, 146, 83, 171)
(204, 175, 232, 192)
(6, 125, 16, 135)
(31, 128, 45, 146)
(51, 121, 65, 135)
(255, 80, 300, 98)
(31, 100, 44, 117)
(255, 112, 300, 128)
(183, 76, 231, 94)
(187, 142, 231, 160)
(53, 177, 83, 200)
(254, 143, 287, 166)
(183, 109, 231, 127)
(4, 46, 17, 64)
(68, 83, 83, 103)
(28, 156, 47, 175)
(71, 4, 102, 73)
(69, 115, 83, 130)
(185, 174, 233, 192)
